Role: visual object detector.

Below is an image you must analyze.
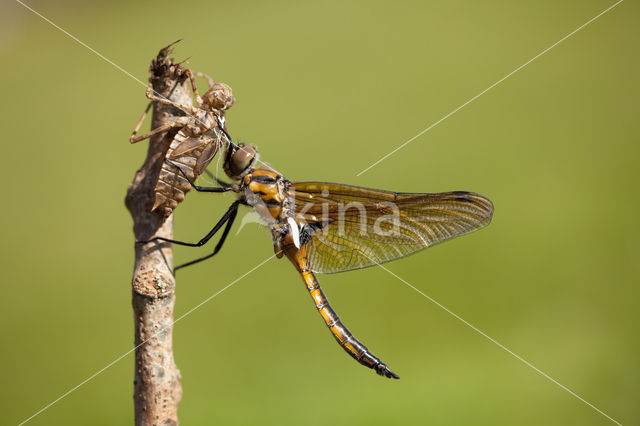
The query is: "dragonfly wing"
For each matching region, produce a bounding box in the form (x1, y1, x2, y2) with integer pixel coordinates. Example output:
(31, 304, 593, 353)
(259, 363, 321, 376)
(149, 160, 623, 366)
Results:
(194, 133, 221, 176)
(290, 182, 494, 274)
(169, 133, 214, 159)
(168, 132, 222, 176)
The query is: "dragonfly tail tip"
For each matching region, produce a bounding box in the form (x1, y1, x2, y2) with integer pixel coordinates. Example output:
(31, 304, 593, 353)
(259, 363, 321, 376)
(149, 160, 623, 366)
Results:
(376, 363, 400, 379)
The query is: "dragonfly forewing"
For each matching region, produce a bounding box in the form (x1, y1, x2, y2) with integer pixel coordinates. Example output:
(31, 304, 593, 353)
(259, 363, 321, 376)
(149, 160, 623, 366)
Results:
(290, 182, 493, 273)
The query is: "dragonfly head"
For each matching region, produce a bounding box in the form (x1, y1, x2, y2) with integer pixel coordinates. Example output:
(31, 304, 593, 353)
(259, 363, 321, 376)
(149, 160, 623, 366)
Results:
(202, 82, 235, 111)
(223, 142, 258, 180)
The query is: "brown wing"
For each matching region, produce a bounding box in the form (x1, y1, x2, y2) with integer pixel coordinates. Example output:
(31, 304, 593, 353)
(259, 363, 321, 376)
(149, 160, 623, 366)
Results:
(168, 131, 222, 176)
(290, 182, 494, 274)
(169, 132, 218, 159)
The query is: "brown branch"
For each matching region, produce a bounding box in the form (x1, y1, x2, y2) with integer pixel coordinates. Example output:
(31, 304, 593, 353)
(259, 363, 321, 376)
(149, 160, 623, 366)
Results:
(125, 44, 190, 426)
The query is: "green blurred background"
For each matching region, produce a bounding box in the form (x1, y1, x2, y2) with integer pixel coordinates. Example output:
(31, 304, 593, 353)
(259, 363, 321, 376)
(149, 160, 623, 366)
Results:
(1, 0, 638, 424)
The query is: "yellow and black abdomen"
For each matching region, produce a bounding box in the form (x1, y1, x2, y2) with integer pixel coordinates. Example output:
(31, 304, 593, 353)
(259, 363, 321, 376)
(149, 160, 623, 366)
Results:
(286, 245, 399, 379)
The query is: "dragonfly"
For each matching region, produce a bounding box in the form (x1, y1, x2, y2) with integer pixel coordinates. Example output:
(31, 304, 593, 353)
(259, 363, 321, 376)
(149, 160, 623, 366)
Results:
(139, 136, 494, 379)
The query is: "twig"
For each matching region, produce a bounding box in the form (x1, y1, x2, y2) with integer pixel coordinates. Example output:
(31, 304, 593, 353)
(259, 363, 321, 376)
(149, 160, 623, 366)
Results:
(124, 43, 189, 425)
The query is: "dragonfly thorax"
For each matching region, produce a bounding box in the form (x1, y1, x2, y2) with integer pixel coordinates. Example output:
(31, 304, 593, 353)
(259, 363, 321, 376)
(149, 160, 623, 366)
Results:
(241, 169, 290, 218)
(238, 168, 299, 255)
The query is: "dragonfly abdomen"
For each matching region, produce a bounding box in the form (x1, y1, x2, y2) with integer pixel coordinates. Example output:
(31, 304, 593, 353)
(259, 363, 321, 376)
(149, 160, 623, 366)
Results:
(300, 268, 399, 379)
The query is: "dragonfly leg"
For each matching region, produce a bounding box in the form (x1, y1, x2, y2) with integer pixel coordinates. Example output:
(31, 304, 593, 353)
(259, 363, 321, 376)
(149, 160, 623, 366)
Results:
(185, 69, 217, 106)
(174, 202, 239, 272)
(192, 70, 215, 89)
(166, 159, 234, 193)
(138, 201, 240, 248)
(130, 116, 190, 144)
(184, 68, 204, 107)
(204, 169, 232, 188)
(130, 76, 193, 143)
(298, 267, 399, 379)
(129, 101, 152, 143)
(145, 83, 198, 116)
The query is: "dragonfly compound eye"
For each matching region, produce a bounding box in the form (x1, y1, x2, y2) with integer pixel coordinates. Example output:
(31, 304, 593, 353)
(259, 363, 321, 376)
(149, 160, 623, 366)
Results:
(224, 143, 257, 179)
